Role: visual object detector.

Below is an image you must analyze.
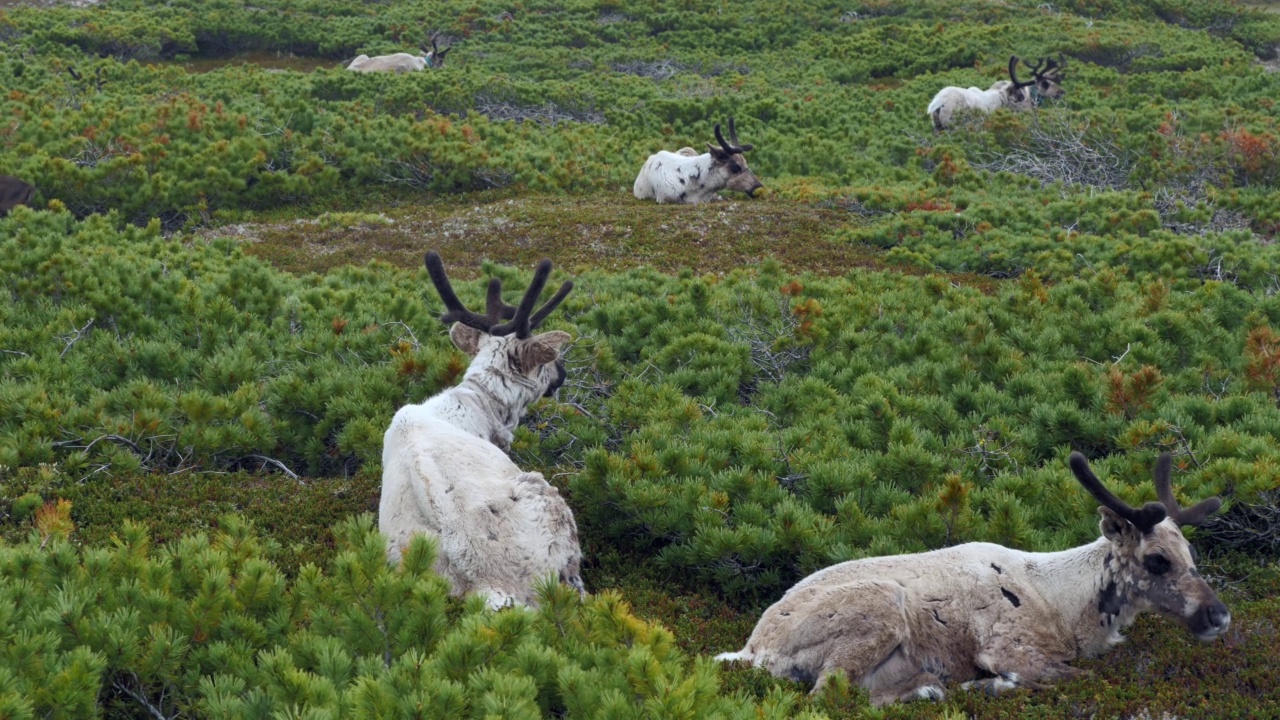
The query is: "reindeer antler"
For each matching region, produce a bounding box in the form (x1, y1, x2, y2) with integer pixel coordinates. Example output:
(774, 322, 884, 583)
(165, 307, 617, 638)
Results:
(424, 251, 515, 332)
(1069, 452, 1168, 533)
(424, 252, 571, 339)
(491, 259, 574, 339)
(432, 31, 451, 58)
(727, 117, 754, 153)
(1152, 453, 1222, 527)
(714, 117, 753, 155)
(1008, 55, 1036, 89)
(1043, 54, 1065, 80)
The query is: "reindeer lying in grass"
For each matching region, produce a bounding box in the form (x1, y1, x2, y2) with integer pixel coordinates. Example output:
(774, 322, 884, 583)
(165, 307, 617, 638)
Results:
(379, 252, 584, 609)
(718, 452, 1228, 706)
(927, 56, 1065, 130)
(633, 117, 764, 203)
(0, 175, 35, 217)
(347, 32, 452, 73)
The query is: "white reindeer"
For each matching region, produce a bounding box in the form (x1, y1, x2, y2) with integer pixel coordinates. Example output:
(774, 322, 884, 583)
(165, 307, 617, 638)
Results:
(927, 55, 1064, 130)
(0, 175, 35, 217)
(633, 117, 764, 203)
(379, 252, 584, 609)
(347, 32, 452, 73)
(717, 452, 1229, 706)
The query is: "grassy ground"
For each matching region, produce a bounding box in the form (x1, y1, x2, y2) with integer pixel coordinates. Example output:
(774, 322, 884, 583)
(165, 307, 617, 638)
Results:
(211, 187, 1003, 294)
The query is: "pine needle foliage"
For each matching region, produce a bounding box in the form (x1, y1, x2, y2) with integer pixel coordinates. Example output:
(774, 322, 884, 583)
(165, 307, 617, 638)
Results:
(6, 211, 1280, 598)
(0, 514, 825, 720)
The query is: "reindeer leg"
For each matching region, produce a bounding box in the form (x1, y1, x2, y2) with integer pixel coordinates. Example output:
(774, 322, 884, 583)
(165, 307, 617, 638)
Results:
(965, 644, 1081, 696)
(870, 670, 947, 706)
(769, 581, 921, 702)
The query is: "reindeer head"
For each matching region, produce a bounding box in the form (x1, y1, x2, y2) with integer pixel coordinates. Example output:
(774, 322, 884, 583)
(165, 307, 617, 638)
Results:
(1025, 55, 1066, 101)
(425, 252, 573, 403)
(1003, 55, 1039, 110)
(421, 32, 452, 68)
(1069, 452, 1230, 642)
(705, 117, 764, 198)
(0, 175, 35, 217)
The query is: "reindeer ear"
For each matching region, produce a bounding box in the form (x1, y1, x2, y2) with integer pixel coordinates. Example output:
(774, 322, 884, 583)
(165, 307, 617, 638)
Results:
(706, 142, 728, 160)
(450, 323, 482, 355)
(1099, 506, 1142, 545)
(516, 330, 570, 371)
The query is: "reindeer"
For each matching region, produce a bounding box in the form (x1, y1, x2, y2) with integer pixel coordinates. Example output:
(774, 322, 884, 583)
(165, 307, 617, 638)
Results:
(717, 452, 1229, 706)
(347, 32, 452, 73)
(1028, 54, 1067, 102)
(633, 117, 764, 204)
(927, 56, 1063, 130)
(379, 252, 584, 609)
(0, 175, 35, 217)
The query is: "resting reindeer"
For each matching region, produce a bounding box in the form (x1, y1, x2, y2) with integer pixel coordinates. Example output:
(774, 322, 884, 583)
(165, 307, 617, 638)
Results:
(633, 117, 764, 204)
(717, 452, 1229, 706)
(927, 56, 1063, 130)
(379, 252, 584, 609)
(0, 175, 35, 217)
(347, 32, 452, 73)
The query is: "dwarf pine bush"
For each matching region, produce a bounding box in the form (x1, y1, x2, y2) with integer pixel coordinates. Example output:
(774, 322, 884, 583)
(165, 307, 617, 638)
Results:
(0, 0, 1277, 235)
(7, 208, 1280, 596)
(0, 513, 826, 719)
(0, 0, 1278, 712)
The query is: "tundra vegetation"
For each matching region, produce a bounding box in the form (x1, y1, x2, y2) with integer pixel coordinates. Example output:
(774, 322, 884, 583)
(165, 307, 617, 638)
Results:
(1, 0, 1280, 716)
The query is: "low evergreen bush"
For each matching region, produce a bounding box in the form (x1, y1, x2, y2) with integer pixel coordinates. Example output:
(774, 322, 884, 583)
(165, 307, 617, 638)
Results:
(0, 512, 826, 719)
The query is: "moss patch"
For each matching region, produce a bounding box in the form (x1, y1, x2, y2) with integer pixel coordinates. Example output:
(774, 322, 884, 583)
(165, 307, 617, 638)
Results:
(214, 190, 999, 292)
(0, 467, 381, 575)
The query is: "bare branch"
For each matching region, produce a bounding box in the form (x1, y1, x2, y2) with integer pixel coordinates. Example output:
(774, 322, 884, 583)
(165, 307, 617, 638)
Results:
(58, 318, 95, 358)
(244, 454, 304, 483)
(110, 675, 175, 720)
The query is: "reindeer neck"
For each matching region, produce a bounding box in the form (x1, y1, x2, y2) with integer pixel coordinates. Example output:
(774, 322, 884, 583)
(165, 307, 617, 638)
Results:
(1022, 537, 1139, 657)
(460, 368, 526, 423)
(416, 368, 530, 448)
(691, 153, 717, 173)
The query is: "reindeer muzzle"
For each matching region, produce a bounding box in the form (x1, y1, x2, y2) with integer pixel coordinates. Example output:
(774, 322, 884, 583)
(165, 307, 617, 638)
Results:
(1191, 600, 1231, 641)
(543, 360, 567, 398)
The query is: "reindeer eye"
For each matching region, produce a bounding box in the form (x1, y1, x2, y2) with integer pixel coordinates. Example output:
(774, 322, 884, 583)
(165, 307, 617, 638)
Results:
(1143, 554, 1172, 576)
(728, 162, 742, 173)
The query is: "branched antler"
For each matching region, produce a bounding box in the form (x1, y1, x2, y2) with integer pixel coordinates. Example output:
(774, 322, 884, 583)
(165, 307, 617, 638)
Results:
(1069, 452, 1167, 533)
(424, 252, 573, 339)
(1009, 55, 1036, 90)
(714, 117, 754, 154)
(1152, 453, 1221, 527)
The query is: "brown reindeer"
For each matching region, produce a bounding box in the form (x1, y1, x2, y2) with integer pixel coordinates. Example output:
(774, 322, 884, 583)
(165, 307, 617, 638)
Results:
(718, 452, 1228, 706)
(0, 175, 35, 217)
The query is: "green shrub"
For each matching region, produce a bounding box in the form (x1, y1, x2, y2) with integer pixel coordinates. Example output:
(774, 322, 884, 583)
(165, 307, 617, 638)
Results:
(0, 513, 826, 719)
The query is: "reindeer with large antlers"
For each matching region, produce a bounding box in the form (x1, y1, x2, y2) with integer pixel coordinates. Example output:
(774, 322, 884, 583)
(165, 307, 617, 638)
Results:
(718, 452, 1229, 706)
(347, 31, 452, 73)
(927, 55, 1064, 130)
(379, 252, 583, 608)
(0, 175, 35, 217)
(633, 117, 764, 203)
